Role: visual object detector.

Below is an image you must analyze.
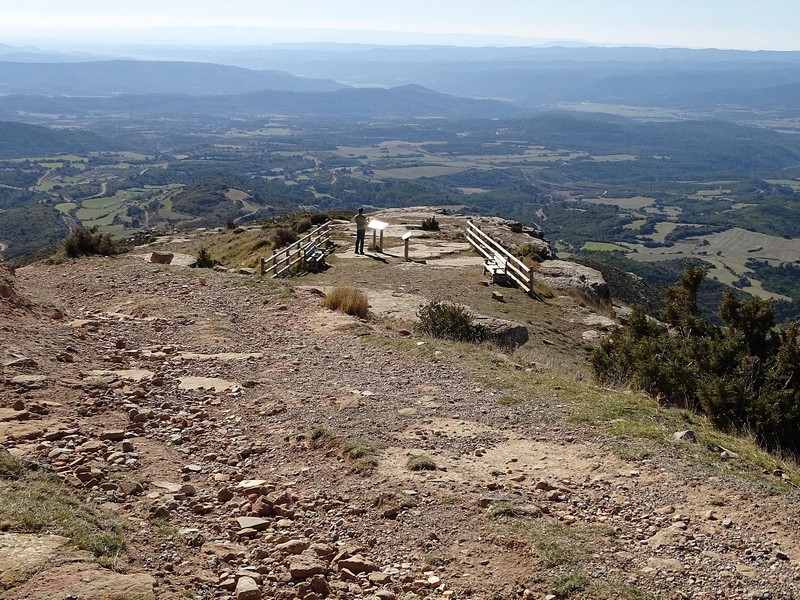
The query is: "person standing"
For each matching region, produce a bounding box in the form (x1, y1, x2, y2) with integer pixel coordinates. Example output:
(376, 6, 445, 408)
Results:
(354, 207, 367, 254)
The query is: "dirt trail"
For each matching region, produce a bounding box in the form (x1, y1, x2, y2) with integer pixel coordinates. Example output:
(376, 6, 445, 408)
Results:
(1, 218, 800, 599)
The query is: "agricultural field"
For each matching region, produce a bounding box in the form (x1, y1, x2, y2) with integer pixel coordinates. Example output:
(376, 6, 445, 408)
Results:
(584, 196, 655, 210)
(582, 241, 630, 252)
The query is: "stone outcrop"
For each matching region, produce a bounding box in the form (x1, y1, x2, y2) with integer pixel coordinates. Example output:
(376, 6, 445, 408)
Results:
(0, 260, 25, 307)
(535, 260, 609, 302)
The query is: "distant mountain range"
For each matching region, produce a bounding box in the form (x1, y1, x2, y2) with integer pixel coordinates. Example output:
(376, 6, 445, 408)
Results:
(143, 44, 800, 115)
(0, 59, 346, 96)
(1, 44, 800, 120)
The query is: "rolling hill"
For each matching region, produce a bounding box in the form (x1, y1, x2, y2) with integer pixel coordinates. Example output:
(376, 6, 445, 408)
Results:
(0, 59, 346, 96)
(0, 121, 117, 158)
(0, 84, 523, 121)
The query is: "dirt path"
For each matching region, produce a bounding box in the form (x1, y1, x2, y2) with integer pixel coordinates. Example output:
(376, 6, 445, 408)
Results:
(1, 236, 800, 599)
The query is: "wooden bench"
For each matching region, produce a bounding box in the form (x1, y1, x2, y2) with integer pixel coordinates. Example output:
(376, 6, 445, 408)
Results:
(483, 252, 509, 284)
(302, 242, 326, 273)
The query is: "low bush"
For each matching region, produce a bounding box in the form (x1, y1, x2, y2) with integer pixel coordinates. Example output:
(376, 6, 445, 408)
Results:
(195, 246, 216, 268)
(62, 226, 118, 258)
(270, 227, 298, 249)
(517, 243, 548, 262)
(340, 437, 377, 474)
(295, 218, 312, 234)
(322, 285, 369, 319)
(421, 216, 440, 231)
(416, 301, 489, 343)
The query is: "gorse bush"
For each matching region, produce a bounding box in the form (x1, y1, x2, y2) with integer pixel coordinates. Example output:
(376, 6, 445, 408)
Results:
(322, 285, 369, 319)
(592, 262, 800, 457)
(62, 226, 118, 258)
(416, 301, 489, 343)
(195, 246, 216, 268)
(517, 242, 548, 262)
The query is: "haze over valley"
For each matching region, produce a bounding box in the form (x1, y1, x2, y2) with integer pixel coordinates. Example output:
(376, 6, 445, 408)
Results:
(3, 36, 800, 321)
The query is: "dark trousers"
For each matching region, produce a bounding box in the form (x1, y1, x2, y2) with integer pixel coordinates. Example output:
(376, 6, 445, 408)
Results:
(356, 229, 366, 253)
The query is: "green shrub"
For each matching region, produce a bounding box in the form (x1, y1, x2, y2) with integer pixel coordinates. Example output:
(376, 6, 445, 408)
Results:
(310, 213, 329, 225)
(592, 263, 800, 457)
(416, 301, 489, 343)
(322, 285, 369, 319)
(62, 226, 118, 258)
(195, 246, 216, 269)
(310, 426, 333, 441)
(340, 438, 378, 474)
(421, 216, 440, 231)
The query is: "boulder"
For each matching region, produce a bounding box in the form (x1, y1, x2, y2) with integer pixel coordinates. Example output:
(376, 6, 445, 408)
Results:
(149, 252, 174, 264)
(288, 551, 329, 579)
(336, 554, 378, 574)
(235, 576, 261, 600)
(473, 316, 529, 351)
(673, 430, 698, 443)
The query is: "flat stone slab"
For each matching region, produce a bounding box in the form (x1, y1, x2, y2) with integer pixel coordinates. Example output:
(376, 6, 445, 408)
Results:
(0, 418, 60, 441)
(139, 251, 196, 267)
(236, 517, 270, 531)
(178, 376, 240, 392)
(0, 408, 32, 422)
(10, 375, 48, 388)
(152, 480, 183, 493)
(68, 319, 100, 328)
(175, 352, 263, 361)
(3, 357, 37, 368)
(0, 533, 71, 584)
(87, 369, 154, 383)
(3, 562, 156, 600)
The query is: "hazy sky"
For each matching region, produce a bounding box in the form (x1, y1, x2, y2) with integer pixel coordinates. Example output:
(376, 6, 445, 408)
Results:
(1, 0, 797, 51)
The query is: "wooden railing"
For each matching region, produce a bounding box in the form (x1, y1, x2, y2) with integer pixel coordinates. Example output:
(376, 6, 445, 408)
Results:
(260, 222, 332, 278)
(465, 221, 541, 299)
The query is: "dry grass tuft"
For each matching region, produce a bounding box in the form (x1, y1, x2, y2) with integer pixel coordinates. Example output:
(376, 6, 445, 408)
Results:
(322, 285, 369, 318)
(406, 454, 438, 471)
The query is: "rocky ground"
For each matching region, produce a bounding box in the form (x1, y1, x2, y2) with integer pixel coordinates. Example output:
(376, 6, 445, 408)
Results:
(1, 212, 800, 599)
